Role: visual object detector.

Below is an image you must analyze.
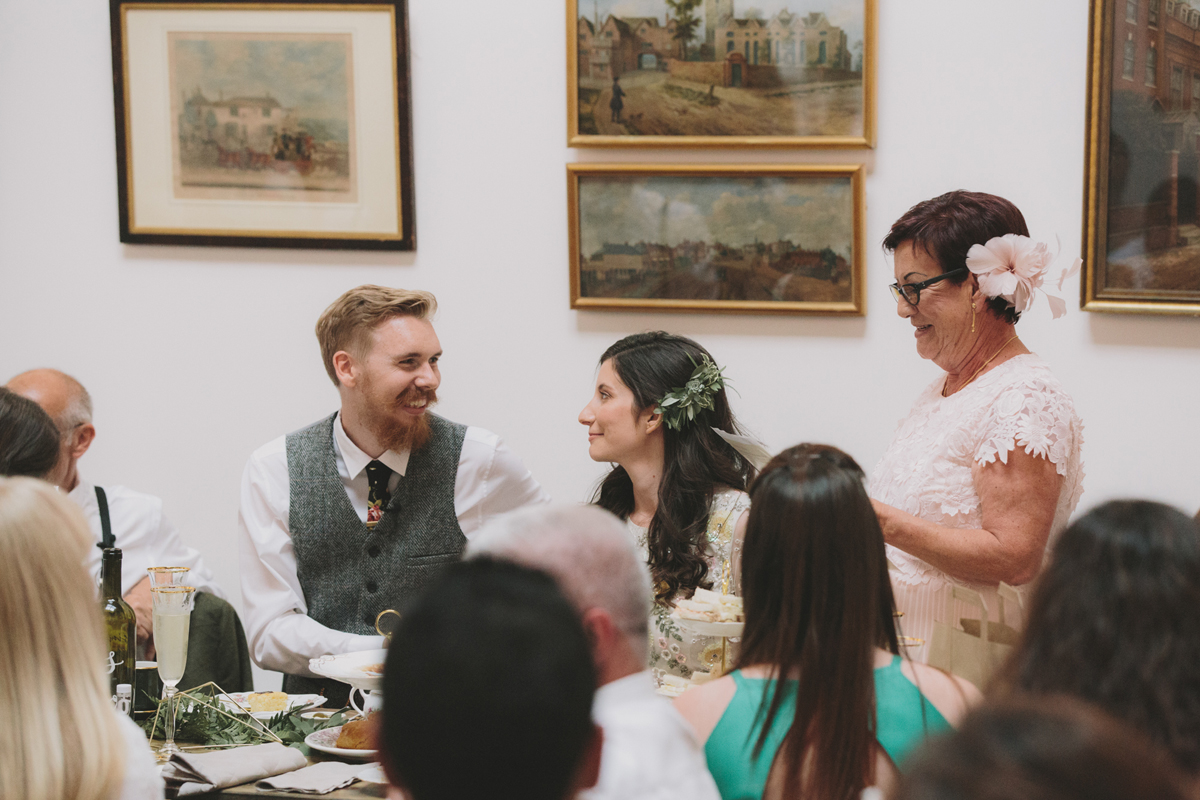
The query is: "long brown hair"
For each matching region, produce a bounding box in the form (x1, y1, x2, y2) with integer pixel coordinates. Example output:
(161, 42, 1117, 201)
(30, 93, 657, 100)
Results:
(591, 332, 754, 603)
(738, 444, 899, 800)
(995, 500, 1200, 776)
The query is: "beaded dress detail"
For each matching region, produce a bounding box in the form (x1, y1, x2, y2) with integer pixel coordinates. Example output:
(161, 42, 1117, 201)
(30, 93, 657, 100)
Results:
(627, 488, 750, 680)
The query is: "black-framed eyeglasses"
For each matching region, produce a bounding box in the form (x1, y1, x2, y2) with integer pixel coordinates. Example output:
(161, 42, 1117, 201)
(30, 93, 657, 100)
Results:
(889, 267, 969, 306)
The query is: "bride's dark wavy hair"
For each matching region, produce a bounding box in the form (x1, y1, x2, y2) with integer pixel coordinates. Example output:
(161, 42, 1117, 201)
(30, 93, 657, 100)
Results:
(591, 332, 754, 603)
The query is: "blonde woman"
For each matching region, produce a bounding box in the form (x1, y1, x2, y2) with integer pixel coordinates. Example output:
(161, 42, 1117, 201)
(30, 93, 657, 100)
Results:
(0, 477, 163, 800)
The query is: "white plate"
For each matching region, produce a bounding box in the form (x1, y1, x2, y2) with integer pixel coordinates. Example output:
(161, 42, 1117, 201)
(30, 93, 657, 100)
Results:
(308, 649, 387, 692)
(300, 710, 343, 721)
(356, 764, 387, 784)
(669, 616, 744, 637)
(304, 726, 377, 761)
(220, 693, 326, 720)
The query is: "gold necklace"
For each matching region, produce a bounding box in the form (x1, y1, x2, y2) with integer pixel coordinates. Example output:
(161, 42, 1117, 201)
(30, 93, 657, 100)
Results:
(944, 334, 1019, 396)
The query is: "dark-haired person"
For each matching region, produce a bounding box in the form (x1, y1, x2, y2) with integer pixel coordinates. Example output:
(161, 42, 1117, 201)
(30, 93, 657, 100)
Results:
(870, 191, 1085, 671)
(675, 444, 978, 800)
(239, 285, 549, 705)
(0, 386, 65, 483)
(579, 332, 754, 680)
(468, 504, 721, 800)
(994, 500, 1200, 783)
(895, 696, 1193, 800)
(380, 558, 602, 800)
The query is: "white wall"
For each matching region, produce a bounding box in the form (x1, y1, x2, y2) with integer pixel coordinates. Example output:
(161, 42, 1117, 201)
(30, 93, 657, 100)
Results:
(3, 1, 1198, 689)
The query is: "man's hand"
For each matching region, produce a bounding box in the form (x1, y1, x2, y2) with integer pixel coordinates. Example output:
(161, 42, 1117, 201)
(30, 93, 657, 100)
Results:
(124, 576, 156, 659)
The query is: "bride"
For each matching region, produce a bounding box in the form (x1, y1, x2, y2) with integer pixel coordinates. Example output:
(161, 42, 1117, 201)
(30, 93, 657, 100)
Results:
(579, 332, 755, 680)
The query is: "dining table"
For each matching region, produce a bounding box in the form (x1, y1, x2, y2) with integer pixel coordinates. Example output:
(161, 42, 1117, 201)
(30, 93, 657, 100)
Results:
(155, 738, 388, 798)
(206, 755, 387, 799)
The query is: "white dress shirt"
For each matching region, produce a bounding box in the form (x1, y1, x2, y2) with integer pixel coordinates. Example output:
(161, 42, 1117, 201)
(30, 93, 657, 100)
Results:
(238, 412, 551, 677)
(71, 476, 225, 599)
(580, 671, 721, 800)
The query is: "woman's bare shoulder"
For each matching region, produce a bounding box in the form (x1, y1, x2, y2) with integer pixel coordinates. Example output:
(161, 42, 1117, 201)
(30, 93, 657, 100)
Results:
(673, 674, 738, 745)
(901, 660, 983, 726)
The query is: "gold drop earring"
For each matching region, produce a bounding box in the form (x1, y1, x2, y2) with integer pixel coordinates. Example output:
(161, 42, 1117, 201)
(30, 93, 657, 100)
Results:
(971, 303, 976, 334)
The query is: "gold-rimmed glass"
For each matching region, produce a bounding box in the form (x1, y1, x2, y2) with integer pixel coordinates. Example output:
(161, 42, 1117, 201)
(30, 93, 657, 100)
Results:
(151, 586, 195, 762)
(147, 566, 190, 588)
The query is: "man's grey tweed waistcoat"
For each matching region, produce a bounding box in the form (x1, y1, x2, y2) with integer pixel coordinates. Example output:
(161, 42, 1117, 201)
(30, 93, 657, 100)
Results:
(281, 412, 466, 702)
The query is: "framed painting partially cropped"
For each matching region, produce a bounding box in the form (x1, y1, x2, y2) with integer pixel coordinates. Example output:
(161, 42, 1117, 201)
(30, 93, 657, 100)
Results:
(110, 0, 414, 250)
(566, 0, 876, 148)
(568, 164, 865, 314)
(1082, 0, 1200, 313)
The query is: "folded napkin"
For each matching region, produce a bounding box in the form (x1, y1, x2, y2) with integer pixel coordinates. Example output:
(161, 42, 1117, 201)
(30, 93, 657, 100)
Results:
(161, 742, 306, 796)
(256, 761, 366, 794)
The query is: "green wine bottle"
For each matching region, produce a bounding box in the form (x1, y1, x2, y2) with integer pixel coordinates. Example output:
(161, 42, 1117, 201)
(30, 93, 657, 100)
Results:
(100, 547, 136, 717)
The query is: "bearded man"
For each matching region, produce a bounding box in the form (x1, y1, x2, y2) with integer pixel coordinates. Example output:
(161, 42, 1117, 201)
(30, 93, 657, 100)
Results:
(238, 285, 549, 702)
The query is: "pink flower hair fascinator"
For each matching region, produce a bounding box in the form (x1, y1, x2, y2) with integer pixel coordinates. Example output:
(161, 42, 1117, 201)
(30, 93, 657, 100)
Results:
(964, 234, 1082, 319)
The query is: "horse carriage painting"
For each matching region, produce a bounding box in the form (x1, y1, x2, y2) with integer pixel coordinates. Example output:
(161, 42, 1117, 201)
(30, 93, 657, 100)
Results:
(168, 32, 356, 201)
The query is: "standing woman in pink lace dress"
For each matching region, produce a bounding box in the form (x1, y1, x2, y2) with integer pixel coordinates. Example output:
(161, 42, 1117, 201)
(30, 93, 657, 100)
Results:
(870, 191, 1085, 670)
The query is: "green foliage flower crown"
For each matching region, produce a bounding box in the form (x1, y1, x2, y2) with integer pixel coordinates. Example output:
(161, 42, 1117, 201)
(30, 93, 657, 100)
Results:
(655, 355, 728, 432)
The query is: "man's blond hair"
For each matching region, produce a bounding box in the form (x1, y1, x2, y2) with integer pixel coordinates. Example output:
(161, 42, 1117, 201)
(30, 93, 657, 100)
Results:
(316, 285, 437, 386)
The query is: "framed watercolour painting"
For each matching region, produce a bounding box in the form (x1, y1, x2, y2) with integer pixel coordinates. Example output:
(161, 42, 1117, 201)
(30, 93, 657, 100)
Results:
(568, 164, 865, 315)
(110, 0, 415, 250)
(567, 0, 875, 148)
(1082, 0, 1200, 313)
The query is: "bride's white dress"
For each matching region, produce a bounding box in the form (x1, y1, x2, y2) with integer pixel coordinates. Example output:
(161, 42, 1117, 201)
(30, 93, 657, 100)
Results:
(869, 354, 1085, 663)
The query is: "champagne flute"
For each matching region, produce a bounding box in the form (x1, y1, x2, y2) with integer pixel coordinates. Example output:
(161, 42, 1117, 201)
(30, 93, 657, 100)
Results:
(151, 586, 195, 761)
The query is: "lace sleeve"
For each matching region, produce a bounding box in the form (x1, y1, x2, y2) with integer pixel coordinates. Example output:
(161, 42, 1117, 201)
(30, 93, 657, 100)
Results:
(974, 375, 1082, 478)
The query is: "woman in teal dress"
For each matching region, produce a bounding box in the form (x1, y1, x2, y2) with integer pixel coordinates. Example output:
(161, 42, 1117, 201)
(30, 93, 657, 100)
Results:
(674, 444, 979, 800)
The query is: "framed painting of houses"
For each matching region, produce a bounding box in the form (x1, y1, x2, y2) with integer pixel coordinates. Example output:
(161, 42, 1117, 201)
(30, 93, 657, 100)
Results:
(567, 0, 876, 148)
(568, 164, 865, 314)
(110, 0, 415, 250)
(1082, 0, 1200, 312)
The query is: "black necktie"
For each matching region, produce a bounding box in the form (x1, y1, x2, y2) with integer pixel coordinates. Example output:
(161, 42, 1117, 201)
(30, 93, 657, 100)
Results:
(365, 460, 392, 529)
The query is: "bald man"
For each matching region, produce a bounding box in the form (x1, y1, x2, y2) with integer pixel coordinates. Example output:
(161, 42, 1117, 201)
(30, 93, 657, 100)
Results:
(7, 369, 225, 652)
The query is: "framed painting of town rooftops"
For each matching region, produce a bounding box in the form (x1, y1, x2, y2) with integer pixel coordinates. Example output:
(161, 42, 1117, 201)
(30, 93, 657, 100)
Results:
(568, 164, 865, 314)
(110, 0, 415, 250)
(567, 0, 876, 148)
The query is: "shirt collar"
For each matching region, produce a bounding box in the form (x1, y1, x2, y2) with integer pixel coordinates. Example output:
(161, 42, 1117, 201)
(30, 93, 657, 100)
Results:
(334, 411, 411, 478)
(68, 475, 95, 507)
(595, 669, 657, 707)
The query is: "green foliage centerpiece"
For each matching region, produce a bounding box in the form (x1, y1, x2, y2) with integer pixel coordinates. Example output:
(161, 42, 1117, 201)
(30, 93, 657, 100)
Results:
(140, 682, 352, 750)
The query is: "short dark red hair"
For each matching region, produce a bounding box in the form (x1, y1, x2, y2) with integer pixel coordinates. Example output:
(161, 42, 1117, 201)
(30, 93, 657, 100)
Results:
(884, 191, 1030, 323)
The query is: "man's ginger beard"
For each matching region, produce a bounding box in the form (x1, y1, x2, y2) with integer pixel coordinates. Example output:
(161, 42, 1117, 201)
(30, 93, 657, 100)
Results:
(357, 376, 437, 453)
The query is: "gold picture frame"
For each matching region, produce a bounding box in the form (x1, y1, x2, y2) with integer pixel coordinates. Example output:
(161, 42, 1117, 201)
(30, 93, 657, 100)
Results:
(568, 163, 866, 315)
(110, 0, 415, 250)
(1082, 0, 1200, 313)
(567, 0, 876, 148)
